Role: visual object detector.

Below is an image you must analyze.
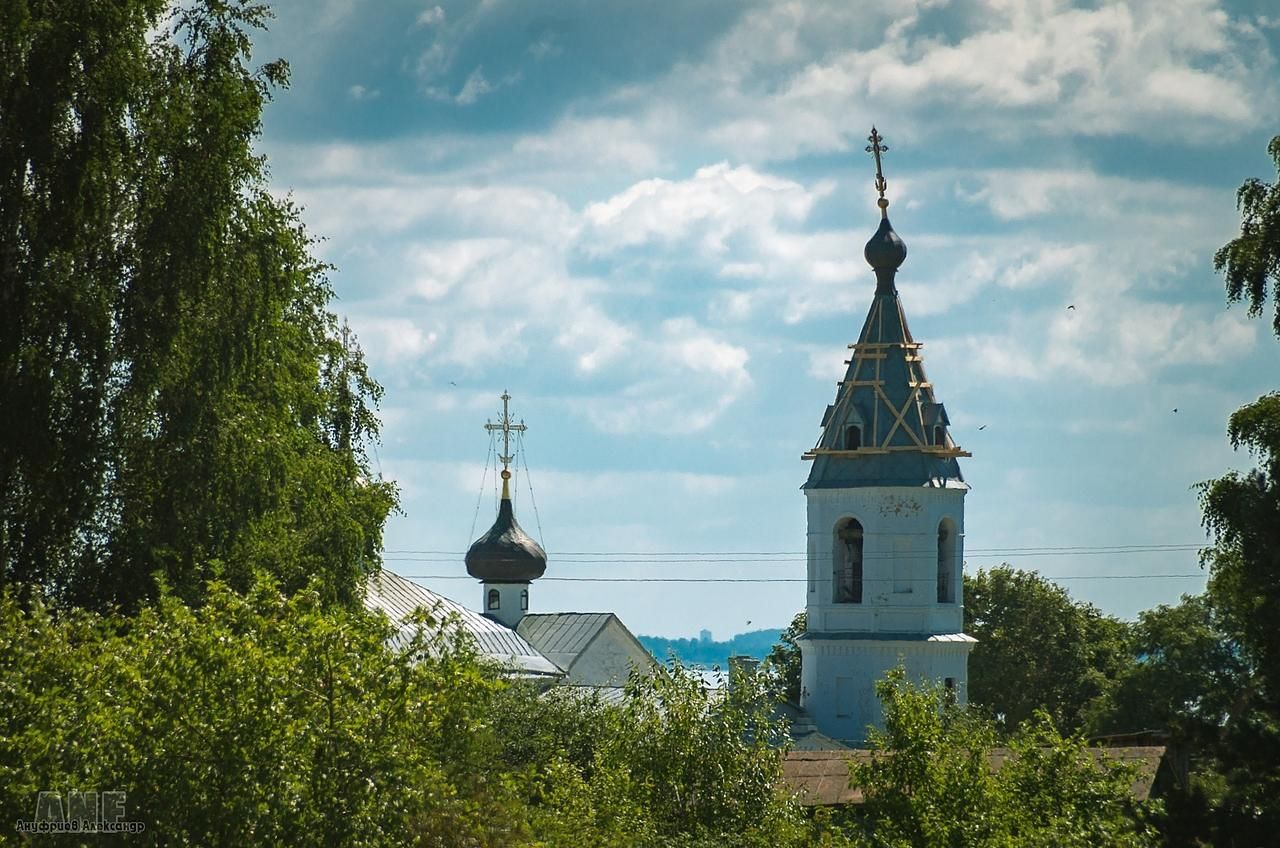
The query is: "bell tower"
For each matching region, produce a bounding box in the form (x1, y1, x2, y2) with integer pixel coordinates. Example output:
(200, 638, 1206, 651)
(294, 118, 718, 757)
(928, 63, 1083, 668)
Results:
(798, 128, 975, 745)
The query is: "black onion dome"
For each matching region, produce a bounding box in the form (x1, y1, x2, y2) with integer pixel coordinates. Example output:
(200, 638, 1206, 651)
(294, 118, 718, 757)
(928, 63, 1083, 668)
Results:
(864, 216, 907, 273)
(465, 497, 547, 582)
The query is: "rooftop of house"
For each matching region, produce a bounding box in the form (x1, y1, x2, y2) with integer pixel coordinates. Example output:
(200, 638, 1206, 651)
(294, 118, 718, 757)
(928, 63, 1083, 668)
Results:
(365, 568, 561, 678)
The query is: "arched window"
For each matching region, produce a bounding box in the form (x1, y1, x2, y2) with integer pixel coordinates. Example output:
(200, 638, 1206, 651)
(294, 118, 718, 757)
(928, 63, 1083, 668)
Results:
(845, 425, 861, 450)
(487, 588, 500, 611)
(933, 425, 945, 446)
(834, 518, 864, 604)
(937, 521, 955, 603)
(520, 589, 529, 611)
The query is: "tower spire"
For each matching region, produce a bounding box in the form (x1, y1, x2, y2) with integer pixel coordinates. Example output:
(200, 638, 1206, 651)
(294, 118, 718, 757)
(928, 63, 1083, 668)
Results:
(866, 126, 890, 218)
(484, 390, 527, 500)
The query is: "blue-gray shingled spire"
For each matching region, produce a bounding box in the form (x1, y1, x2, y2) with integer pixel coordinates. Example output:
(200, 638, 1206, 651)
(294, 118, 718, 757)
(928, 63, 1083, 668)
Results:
(803, 128, 969, 490)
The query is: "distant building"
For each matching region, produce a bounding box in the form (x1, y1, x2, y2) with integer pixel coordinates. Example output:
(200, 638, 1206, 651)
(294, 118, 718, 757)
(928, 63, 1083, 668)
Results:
(797, 129, 974, 746)
(699, 628, 713, 644)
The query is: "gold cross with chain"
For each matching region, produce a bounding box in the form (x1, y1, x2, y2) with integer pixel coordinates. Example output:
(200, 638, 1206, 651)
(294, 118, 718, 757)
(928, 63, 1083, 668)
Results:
(484, 391, 527, 478)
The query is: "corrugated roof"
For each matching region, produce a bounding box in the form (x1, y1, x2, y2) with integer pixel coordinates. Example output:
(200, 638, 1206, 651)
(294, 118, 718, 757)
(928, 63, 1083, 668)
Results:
(365, 570, 561, 678)
(516, 613, 615, 671)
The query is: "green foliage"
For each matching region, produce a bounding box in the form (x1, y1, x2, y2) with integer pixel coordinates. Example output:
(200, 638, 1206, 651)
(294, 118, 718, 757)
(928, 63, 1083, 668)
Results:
(0, 0, 395, 610)
(851, 669, 1161, 848)
(964, 566, 1132, 733)
(1214, 135, 1280, 335)
(1086, 594, 1246, 746)
(1189, 392, 1280, 841)
(764, 611, 805, 704)
(491, 661, 807, 848)
(0, 579, 820, 847)
(1199, 393, 1280, 699)
(595, 660, 799, 844)
(0, 577, 525, 846)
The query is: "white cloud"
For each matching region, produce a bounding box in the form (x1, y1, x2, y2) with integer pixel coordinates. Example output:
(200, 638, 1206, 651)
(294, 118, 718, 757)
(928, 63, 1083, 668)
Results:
(583, 163, 825, 254)
(1045, 301, 1256, 385)
(455, 67, 493, 105)
(583, 317, 752, 435)
(591, 0, 1278, 163)
(352, 317, 437, 365)
(514, 116, 664, 172)
(416, 5, 445, 27)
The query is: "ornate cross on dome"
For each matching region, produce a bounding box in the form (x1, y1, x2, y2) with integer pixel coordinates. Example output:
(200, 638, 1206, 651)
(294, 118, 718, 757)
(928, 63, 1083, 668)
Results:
(484, 391, 527, 494)
(865, 126, 890, 217)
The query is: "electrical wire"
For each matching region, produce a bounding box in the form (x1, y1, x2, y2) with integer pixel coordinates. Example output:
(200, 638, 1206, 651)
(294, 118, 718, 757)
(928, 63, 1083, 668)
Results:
(392, 573, 1205, 583)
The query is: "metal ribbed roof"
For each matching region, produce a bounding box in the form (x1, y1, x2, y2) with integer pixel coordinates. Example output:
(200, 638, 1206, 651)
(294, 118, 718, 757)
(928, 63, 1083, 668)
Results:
(365, 569, 561, 678)
(516, 613, 615, 672)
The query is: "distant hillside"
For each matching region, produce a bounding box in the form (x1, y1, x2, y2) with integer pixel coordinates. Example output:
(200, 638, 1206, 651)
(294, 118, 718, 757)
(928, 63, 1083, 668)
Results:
(637, 629, 784, 669)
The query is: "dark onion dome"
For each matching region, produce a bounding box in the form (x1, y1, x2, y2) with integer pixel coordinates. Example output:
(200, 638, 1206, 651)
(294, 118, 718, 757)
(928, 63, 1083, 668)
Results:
(465, 491, 547, 583)
(864, 215, 907, 273)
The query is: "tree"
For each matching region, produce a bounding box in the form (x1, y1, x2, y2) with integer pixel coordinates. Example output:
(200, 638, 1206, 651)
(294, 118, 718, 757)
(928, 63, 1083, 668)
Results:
(1086, 594, 1246, 745)
(1195, 395, 1280, 837)
(964, 566, 1132, 733)
(850, 669, 1161, 848)
(765, 610, 805, 704)
(0, 577, 529, 846)
(1214, 135, 1280, 335)
(0, 1, 395, 610)
(1163, 131, 1280, 844)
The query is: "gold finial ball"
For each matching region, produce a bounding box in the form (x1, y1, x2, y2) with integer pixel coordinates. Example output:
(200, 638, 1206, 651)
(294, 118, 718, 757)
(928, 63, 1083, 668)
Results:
(878, 197, 889, 210)
(501, 469, 511, 480)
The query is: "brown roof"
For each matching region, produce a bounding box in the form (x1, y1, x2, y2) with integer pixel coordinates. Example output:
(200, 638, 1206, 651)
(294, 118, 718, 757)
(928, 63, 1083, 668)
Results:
(780, 746, 1168, 807)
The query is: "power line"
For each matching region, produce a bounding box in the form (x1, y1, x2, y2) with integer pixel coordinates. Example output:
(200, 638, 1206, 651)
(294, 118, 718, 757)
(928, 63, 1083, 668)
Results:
(393, 573, 1205, 584)
(385, 542, 1208, 558)
(383, 546, 1204, 565)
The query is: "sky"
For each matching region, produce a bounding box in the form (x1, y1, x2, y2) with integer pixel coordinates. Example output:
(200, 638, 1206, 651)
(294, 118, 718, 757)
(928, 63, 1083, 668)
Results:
(248, 0, 1280, 639)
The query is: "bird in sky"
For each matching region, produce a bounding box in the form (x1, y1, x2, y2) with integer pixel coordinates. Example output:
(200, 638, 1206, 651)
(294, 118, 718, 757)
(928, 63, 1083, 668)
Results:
(978, 425, 987, 431)
(1173, 408, 1178, 413)
(1067, 304, 1076, 310)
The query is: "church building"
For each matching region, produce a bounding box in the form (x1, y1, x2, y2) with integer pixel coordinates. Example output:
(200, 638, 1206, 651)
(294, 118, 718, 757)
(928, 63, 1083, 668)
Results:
(797, 129, 975, 746)
(369, 392, 655, 692)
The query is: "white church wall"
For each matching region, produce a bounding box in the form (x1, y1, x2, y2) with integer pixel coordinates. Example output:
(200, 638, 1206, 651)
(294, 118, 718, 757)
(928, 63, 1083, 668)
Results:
(566, 619, 656, 686)
(798, 636, 972, 745)
(804, 485, 966, 634)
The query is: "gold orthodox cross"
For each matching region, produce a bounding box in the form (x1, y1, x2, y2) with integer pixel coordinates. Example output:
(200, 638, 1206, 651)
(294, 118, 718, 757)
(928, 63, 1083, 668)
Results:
(484, 391, 527, 475)
(865, 126, 890, 216)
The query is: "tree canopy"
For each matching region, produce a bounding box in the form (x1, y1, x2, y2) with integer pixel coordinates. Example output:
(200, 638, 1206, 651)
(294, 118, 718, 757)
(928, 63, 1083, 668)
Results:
(1215, 135, 1280, 335)
(0, 0, 395, 610)
(964, 565, 1130, 734)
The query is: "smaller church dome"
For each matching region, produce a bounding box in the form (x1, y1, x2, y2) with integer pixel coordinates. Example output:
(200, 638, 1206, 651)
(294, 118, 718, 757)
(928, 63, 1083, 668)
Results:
(864, 216, 907, 272)
(465, 480, 547, 583)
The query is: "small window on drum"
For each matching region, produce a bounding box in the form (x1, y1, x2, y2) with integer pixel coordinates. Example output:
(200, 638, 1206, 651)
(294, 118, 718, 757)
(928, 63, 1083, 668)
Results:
(487, 589, 500, 611)
(845, 426, 862, 450)
(520, 589, 529, 611)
